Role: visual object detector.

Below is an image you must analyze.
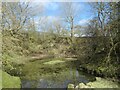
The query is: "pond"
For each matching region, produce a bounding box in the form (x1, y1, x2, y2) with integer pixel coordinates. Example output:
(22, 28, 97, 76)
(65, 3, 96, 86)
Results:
(20, 58, 120, 88)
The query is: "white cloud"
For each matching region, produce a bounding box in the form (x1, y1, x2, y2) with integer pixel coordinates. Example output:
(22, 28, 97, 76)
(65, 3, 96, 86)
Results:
(47, 16, 60, 20)
(30, 0, 51, 2)
(41, 2, 59, 11)
(31, 2, 59, 13)
(74, 34, 79, 37)
(34, 16, 62, 25)
(78, 19, 90, 26)
(12, 0, 119, 2)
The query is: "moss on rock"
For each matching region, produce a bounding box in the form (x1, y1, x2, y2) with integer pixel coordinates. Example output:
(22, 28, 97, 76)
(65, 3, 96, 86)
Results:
(77, 77, 119, 88)
(1, 70, 21, 88)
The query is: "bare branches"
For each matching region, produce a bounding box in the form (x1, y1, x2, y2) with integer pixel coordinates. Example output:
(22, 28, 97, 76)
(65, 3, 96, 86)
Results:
(2, 2, 43, 36)
(60, 2, 81, 38)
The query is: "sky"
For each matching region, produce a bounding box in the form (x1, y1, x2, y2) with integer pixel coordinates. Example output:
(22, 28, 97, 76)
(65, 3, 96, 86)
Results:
(17, 0, 118, 35)
(32, 2, 94, 26)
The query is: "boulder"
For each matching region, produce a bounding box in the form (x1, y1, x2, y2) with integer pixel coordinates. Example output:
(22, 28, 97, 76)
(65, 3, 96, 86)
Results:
(67, 84, 74, 88)
(78, 83, 94, 88)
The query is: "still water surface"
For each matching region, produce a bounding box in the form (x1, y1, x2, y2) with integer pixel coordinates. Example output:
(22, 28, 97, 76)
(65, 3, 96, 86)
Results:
(20, 58, 119, 88)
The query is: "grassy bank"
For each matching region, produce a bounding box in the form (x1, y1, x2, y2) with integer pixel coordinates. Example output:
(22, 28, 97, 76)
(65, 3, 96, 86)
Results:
(75, 37, 120, 81)
(77, 54, 120, 82)
(1, 70, 21, 88)
(20, 58, 78, 80)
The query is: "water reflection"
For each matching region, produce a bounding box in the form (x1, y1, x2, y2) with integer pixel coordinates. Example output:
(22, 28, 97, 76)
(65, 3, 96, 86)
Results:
(21, 69, 92, 88)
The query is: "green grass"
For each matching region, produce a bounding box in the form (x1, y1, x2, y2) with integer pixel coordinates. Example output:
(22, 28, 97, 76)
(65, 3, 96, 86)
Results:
(1, 70, 21, 88)
(21, 58, 77, 80)
(0, 70, 2, 90)
(43, 60, 65, 65)
(21, 58, 68, 80)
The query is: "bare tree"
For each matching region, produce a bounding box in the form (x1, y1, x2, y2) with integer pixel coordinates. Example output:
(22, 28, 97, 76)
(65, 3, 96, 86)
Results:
(106, 2, 120, 63)
(52, 18, 65, 36)
(91, 2, 120, 63)
(74, 25, 82, 37)
(60, 2, 80, 39)
(91, 2, 108, 36)
(2, 2, 28, 35)
(2, 2, 43, 36)
(86, 18, 100, 36)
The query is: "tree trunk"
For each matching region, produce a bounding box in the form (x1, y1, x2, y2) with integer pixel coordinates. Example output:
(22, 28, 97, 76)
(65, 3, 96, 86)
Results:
(70, 18, 74, 43)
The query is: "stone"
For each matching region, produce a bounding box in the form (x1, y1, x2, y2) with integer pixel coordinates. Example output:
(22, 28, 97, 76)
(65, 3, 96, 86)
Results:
(68, 84, 74, 88)
(75, 85, 79, 89)
(78, 83, 92, 88)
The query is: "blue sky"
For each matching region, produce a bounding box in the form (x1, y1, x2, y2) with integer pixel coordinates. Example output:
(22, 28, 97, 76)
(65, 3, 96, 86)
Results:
(33, 2, 95, 26)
